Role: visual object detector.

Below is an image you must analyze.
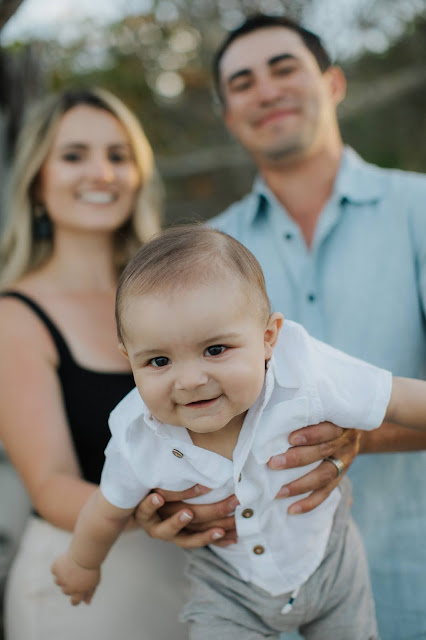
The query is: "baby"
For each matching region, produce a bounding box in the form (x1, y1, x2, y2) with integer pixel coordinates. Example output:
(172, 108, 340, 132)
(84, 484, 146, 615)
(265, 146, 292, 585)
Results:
(52, 226, 426, 640)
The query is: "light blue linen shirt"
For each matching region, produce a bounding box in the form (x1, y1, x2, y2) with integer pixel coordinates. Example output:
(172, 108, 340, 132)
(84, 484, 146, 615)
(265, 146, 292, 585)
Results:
(210, 147, 426, 640)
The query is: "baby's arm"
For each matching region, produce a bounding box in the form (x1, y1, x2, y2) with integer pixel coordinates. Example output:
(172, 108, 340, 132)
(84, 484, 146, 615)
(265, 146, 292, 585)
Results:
(385, 377, 426, 431)
(51, 489, 134, 605)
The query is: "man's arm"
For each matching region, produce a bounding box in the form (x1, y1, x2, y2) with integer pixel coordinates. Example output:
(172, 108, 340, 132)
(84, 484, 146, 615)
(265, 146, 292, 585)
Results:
(52, 490, 134, 605)
(359, 421, 426, 453)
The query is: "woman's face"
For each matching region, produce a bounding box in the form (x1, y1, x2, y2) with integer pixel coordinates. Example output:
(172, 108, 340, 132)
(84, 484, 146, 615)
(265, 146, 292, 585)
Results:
(37, 104, 140, 236)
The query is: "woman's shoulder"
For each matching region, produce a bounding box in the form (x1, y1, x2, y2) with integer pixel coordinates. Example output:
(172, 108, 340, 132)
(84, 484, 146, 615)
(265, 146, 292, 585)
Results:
(0, 280, 59, 364)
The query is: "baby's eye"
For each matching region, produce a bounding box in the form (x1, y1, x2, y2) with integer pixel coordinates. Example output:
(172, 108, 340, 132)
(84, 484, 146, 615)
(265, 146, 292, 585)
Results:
(150, 356, 170, 368)
(205, 345, 226, 357)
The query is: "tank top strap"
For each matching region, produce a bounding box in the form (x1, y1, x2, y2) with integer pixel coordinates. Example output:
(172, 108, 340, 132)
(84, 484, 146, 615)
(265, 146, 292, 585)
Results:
(0, 290, 73, 363)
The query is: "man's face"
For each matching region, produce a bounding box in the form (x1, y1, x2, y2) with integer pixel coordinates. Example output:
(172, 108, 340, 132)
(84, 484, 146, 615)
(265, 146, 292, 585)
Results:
(219, 27, 343, 165)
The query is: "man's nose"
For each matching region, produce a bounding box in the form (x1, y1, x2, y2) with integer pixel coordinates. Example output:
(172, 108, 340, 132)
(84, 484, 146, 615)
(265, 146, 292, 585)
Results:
(255, 77, 283, 105)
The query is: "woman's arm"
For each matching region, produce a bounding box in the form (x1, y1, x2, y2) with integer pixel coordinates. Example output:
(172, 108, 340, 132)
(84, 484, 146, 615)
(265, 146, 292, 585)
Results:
(0, 299, 95, 531)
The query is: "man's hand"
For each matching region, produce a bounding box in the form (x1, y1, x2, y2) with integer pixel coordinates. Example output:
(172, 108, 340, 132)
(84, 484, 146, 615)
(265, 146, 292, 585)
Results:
(51, 552, 100, 606)
(268, 422, 360, 514)
(133, 486, 239, 549)
(134, 422, 359, 547)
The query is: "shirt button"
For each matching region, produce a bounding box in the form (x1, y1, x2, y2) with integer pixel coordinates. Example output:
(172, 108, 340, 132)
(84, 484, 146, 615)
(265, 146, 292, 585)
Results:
(284, 232, 293, 240)
(253, 545, 265, 555)
(172, 449, 184, 458)
(242, 508, 254, 518)
(238, 473, 242, 482)
(307, 293, 316, 303)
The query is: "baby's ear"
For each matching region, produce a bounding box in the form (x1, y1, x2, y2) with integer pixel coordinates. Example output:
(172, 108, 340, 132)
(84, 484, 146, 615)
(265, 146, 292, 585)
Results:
(118, 343, 129, 359)
(264, 312, 284, 359)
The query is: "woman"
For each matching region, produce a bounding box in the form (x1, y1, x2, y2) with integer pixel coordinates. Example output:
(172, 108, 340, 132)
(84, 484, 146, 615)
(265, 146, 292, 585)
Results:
(0, 87, 190, 640)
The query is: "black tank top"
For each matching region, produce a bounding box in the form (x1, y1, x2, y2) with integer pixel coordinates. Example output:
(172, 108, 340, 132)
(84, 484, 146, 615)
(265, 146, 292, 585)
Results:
(0, 291, 135, 484)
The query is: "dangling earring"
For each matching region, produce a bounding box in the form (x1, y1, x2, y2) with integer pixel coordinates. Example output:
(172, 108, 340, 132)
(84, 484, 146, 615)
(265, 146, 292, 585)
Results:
(32, 203, 53, 239)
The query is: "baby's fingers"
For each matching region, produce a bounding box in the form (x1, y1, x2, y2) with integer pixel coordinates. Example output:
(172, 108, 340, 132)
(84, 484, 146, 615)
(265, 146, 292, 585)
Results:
(70, 592, 84, 606)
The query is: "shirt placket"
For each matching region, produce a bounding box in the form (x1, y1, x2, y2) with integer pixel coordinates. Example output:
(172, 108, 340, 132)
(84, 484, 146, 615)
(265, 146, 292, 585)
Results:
(231, 374, 291, 592)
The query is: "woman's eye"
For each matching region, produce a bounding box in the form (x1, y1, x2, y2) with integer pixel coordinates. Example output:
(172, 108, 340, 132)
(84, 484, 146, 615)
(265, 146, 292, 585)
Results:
(109, 152, 128, 163)
(150, 356, 170, 368)
(62, 152, 82, 162)
(205, 345, 226, 357)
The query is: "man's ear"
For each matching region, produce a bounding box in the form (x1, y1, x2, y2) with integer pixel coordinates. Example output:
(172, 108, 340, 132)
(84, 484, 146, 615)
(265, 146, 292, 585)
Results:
(264, 312, 284, 360)
(118, 343, 129, 359)
(325, 66, 346, 106)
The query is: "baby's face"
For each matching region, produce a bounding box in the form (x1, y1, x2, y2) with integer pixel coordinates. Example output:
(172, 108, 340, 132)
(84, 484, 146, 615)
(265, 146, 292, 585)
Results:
(121, 279, 278, 436)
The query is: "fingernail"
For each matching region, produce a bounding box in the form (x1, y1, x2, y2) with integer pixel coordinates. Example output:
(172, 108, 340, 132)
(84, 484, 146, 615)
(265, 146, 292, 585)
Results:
(151, 494, 162, 506)
(227, 497, 240, 512)
(212, 532, 224, 540)
(277, 487, 290, 498)
(270, 454, 287, 469)
(291, 435, 306, 445)
(289, 504, 302, 515)
(179, 511, 192, 522)
(193, 484, 210, 496)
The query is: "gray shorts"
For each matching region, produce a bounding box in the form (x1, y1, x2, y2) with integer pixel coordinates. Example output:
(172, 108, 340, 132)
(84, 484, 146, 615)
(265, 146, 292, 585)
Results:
(181, 478, 378, 640)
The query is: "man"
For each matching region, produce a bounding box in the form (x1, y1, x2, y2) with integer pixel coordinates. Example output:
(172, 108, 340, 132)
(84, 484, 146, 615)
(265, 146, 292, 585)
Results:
(210, 13, 426, 640)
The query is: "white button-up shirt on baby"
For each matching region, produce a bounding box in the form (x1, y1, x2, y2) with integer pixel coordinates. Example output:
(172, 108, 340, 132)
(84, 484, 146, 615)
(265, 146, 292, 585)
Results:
(101, 320, 392, 596)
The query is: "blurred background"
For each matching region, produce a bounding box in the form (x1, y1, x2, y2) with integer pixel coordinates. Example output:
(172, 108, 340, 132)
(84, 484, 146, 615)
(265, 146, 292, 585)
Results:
(0, 0, 425, 636)
(1, 0, 426, 228)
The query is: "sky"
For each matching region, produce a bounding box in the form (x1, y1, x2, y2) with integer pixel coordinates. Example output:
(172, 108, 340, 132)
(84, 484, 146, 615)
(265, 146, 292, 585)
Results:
(1, 0, 153, 43)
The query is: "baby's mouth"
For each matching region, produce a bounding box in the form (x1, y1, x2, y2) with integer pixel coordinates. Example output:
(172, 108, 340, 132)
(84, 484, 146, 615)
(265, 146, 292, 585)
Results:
(185, 396, 221, 407)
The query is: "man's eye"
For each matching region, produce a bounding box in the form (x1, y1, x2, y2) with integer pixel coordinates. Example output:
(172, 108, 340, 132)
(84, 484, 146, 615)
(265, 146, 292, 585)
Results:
(231, 80, 251, 92)
(150, 356, 170, 368)
(205, 345, 226, 357)
(276, 65, 296, 76)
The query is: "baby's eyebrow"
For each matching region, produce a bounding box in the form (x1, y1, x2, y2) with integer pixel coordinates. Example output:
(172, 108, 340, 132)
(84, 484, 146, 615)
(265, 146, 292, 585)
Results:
(132, 348, 164, 362)
(204, 332, 241, 343)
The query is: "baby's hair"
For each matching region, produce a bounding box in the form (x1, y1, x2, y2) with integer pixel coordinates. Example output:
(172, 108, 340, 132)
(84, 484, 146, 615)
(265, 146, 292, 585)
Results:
(116, 224, 271, 344)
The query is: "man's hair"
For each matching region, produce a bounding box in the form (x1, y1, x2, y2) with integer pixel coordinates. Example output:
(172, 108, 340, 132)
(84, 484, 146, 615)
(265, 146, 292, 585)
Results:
(116, 225, 271, 343)
(213, 13, 332, 103)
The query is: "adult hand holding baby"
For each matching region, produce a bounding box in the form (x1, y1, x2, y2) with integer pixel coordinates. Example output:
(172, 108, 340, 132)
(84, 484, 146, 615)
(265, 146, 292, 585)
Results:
(134, 421, 360, 545)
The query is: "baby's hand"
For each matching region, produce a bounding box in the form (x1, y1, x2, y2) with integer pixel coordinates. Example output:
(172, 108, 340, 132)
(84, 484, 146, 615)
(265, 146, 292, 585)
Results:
(51, 552, 100, 606)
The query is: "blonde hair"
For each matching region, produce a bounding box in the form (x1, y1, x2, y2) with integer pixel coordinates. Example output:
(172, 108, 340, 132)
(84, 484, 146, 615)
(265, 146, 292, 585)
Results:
(116, 225, 271, 343)
(0, 87, 162, 286)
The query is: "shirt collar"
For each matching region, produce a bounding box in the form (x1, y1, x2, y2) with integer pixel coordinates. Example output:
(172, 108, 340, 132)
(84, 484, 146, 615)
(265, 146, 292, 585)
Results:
(333, 146, 386, 205)
(250, 146, 386, 223)
(269, 328, 301, 391)
(141, 404, 192, 443)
